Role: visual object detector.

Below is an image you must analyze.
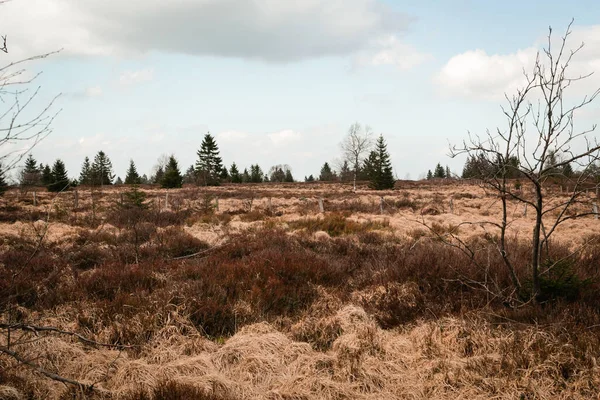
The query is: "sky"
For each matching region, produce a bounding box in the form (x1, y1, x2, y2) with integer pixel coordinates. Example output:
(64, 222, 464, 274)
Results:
(1, 0, 600, 181)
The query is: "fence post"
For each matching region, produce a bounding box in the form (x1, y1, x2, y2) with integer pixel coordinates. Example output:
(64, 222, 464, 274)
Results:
(380, 196, 384, 214)
(165, 191, 169, 210)
(215, 196, 219, 211)
(268, 197, 272, 213)
(523, 203, 527, 217)
(33, 191, 37, 207)
(449, 198, 454, 214)
(318, 198, 324, 213)
(594, 203, 598, 220)
(74, 190, 79, 209)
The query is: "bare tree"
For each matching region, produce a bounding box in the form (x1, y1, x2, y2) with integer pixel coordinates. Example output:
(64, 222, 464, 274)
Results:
(340, 122, 373, 191)
(0, 43, 61, 173)
(451, 20, 600, 301)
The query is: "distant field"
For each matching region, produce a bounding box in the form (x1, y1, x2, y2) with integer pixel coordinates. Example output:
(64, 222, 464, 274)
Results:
(1, 182, 600, 399)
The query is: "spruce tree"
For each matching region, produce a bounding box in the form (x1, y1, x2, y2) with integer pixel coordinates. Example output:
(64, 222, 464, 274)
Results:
(445, 166, 451, 179)
(21, 154, 40, 186)
(0, 163, 7, 196)
(79, 156, 92, 185)
(153, 166, 164, 184)
(319, 162, 334, 181)
(90, 151, 114, 186)
(242, 168, 250, 183)
(339, 161, 352, 182)
(195, 133, 223, 186)
(230, 163, 242, 183)
(250, 164, 263, 183)
(220, 166, 229, 181)
(48, 159, 70, 192)
(434, 163, 446, 179)
(41, 164, 53, 185)
(284, 169, 294, 183)
(183, 165, 197, 184)
(124, 159, 141, 184)
(305, 175, 315, 182)
(363, 135, 395, 190)
(161, 155, 183, 188)
(426, 170, 433, 180)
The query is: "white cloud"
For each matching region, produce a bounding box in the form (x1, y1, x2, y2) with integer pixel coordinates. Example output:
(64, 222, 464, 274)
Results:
(119, 69, 154, 86)
(1, 0, 424, 67)
(357, 35, 431, 70)
(268, 129, 302, 146)
(84, 85, 103, 97)
(435, 24, 600, 100)
(217, 131, 250, 142)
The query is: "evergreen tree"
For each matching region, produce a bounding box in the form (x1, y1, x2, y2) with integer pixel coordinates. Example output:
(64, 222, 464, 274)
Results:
(339, 160, 352, 182)
(48, 159, 70, 192)
(41, 164, 53, 185)
(79, 156, 92, 185)
(124, 159, 141, 184)
(123, 185, 149, 209)
(195, 133, 223, 186)
(434, 163, 446, 179)
(284, 169, 294, 182)
(220, 166, 229, 181)
(250, 164, 264, 183)
(115, 177, 123, 185)
(319, 162, 335, 181)
(90, 151, 114, 186)
(269, 165, 286, 182)
(161, 155, 183, 188)
(242, 168, 250, 183)
(426, 170, 433, 180)
(0, 163, 7, 196)
(20, 154, 40, 186)
(230, 163, 242, 183)
(305, 175, 315, 182)
(363, 135, 395, 190)
(140, 174, 149, 185)
(183, 165, 197, 184)
(153, 166, 164, 185)
(445, 166, 451, 179)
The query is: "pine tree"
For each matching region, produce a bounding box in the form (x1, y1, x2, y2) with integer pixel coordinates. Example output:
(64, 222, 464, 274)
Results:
(250, 164, 264, 183)
(79, 156, 92, 185)
(434, 163, 446, 179)
(426, 170, 433, 180)
(90, 151, 114, 186)
(339, 160, 352, 182)
(242, 168, 250, 183)
(20, 154, 40, 186)
(183, 165, 197, 184)
(48, 159, 70, 192)
(195, 133, 223, 186)
(161, 155, 183, 188)
(153, 166, 164, 185)
(0, 163, 7, 196)
(124, 159, 141, 184)
(230, 163, 242, 183)
(363, 135, 395, 190)
(319, 162, 334, 181)
(220, 166, 229, 181)
(41, 164, 53, 185)
(284, 169, 294, 182)
(445, 166, 451, 179)
(305, 175, 315, 182)
(115, 177, 123, 185)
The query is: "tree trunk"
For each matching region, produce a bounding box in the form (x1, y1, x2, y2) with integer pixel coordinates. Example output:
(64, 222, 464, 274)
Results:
(531, 184, 543, 299)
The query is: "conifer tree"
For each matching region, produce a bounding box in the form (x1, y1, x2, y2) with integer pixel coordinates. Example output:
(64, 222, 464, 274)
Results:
(220, 166, 229, 181)
(305, 175, 315, 182)
(79, 156, 92, 185)
(124, 159, 141, 184)
(284, 169, 294, 183)
(434, 163, 446, 179)
(41, 164, 53, 185)
(445, 165, 451, 179)
(319, 162, 334, 181)
(426, 170, 433, 180)
(339, 160, 352, 182)
(183, 165, 196, 184)
(90, 151, 114, 186)
(48, 159, 70, 192)
(115, 177, 123, 185)
(363, 135, 395, 190)
(230, 163, 242, 183)
(242, 168, 250, 183)
(20, 154, 40, 186)
(153, 166, 164, 185)
(195, 133, 223, 186)
(250, 164, 264, 183)
(161, 155, 183, 188)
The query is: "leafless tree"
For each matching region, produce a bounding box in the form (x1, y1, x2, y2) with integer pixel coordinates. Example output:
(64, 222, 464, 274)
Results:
(0, 42, 61, 173)
(450, 20, 600, 300)
(340, 122, 373, 191)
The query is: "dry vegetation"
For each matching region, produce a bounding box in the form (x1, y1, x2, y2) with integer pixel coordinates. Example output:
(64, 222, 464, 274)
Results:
(1, 181, 600, 399)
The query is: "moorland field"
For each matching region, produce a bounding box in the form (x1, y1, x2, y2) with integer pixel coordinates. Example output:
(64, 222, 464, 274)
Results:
(1, 180, 600, 399)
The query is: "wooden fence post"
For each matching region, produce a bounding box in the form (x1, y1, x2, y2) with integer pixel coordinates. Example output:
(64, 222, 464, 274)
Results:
(594, 203, 598, 220)
(318, 198, 324, 213)
(33, 191, 37, 207)
(215, 196, 219, 211)
(74, 190, 79, 209)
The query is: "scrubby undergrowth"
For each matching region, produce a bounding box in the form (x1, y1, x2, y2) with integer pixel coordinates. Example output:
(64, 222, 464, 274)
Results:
(1, 186, 600, 399)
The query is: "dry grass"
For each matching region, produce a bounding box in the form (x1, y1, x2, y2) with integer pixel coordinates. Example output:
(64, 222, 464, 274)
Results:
(1, 182, 600, 399)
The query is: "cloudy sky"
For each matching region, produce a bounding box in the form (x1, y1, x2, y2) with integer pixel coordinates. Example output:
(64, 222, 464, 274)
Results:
(2, 0, 600, 180)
